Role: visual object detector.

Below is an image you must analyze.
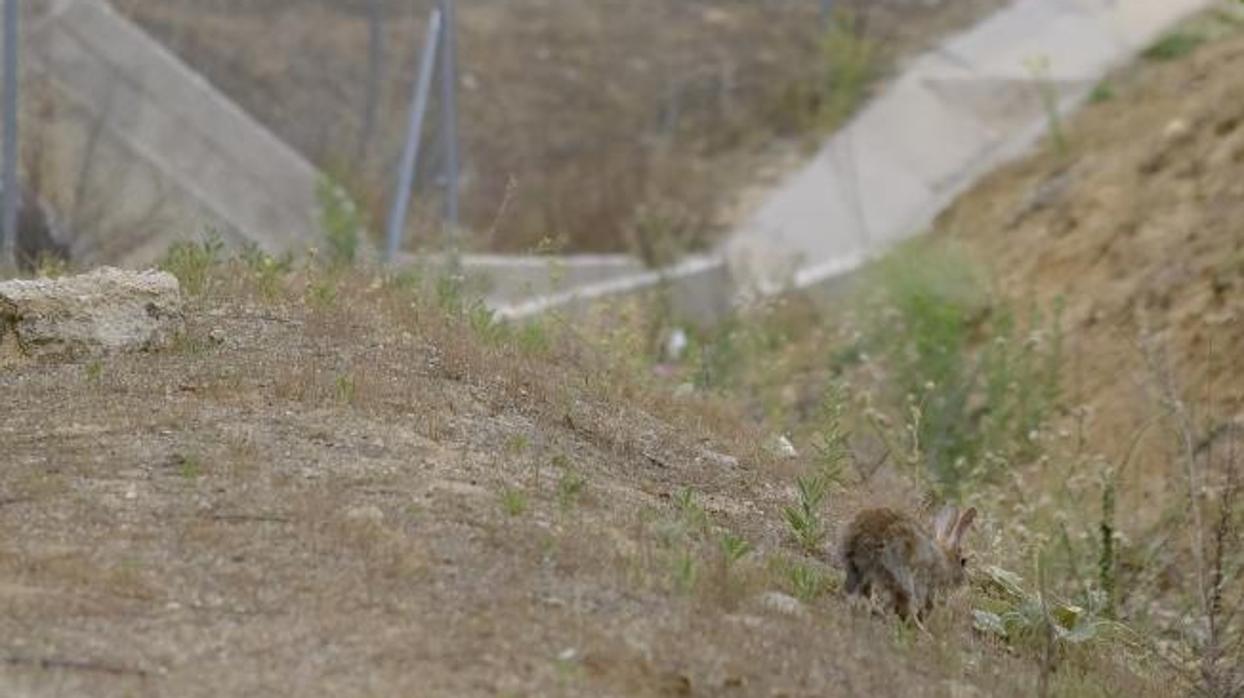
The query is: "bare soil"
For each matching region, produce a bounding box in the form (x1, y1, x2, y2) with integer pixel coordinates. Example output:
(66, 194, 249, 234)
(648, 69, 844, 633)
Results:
(0, 267, 1155, 696)
(936, 17, 1244, 501)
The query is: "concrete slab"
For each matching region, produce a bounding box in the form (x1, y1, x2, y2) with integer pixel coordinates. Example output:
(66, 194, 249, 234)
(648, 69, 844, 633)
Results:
(724, 0, 1217, 299)
(19, 0, 321, 265)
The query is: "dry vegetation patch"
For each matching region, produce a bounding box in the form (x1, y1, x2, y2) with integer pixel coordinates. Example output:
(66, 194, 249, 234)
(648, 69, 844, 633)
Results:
(0, 251, 1168, 696)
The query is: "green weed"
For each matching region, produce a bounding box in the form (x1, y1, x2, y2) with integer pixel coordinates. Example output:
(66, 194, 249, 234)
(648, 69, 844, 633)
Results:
(866, 242, 1063, 497)
(674, 487, 709, 533)
(557, 468, 586, 511)
(239, 243, 293, 300)
(499, 487, 528, 517)
(787, 561, 827, 603)
(316, 176, 365, 267)
(812, 382, 852, 486)
(719, 532, 752, 568)
(784, 475, 829, 553)
(1088, 81, 1115, 104)
(1143, 32, 1205, 61)
(972, 564, 1133, 655)
(335, 374, 356, 405)
(307, 276, 339, 309)
(672, 548, 699, 594)
(176, 453, 204, 480)
(516, 320, 551, 355)
(160, 232, 224, 296)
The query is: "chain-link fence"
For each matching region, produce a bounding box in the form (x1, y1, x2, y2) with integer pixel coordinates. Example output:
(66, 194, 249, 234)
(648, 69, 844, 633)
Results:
(2, 0, 1009, 271)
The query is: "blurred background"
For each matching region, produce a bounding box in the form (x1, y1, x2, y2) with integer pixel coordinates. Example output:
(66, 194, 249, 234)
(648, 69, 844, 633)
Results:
(9, 0, 1006, 269)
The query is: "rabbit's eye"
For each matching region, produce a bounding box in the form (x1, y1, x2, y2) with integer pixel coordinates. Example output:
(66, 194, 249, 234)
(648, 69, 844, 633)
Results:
(959, 557, 968, 568)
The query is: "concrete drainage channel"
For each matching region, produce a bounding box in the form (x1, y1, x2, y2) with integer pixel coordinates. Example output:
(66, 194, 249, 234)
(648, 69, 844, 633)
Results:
(486, 0, 1219, 327)
(14, 0, 1219, 320)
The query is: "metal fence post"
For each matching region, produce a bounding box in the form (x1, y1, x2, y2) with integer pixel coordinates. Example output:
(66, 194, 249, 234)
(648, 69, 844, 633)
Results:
(439, 0, 460, 249)
(385, 8, 443, 263)
(821, 0, 835, 25)
(1, 0, 18, 270)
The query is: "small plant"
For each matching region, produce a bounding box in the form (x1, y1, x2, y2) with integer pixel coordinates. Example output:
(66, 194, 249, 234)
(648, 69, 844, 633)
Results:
(557, 468, 586, 511)
(672, 548, 699, 594)
(813, 382, 852, 486)
(34, 254, 70, 279)
(84, 360, 103, 384)
(693, 320, 744, 392)
(1024, 56, 1068, 158)
(720, 532, 752, 568)
(504, 434, 530, 455)
(787, 561, 827, 603)
(239, 243, 293, 300)
(674, 487, 709, 533)
(784, 475, 829, 553)
(160, 232, 224, 296)
(386, 268, 423, 295)
(1097, 475, 1117, 616)
(316, 176, 365, 267)
(516, 320, 551, 355)
(307, 276, 339, 309)
(171, 332, 214, 356)
(1089, 81, 1115, 104)
(335, 374, 356, 405)
(817, 13, 879, 129)
(435, 272, 467, 315)
(865, 242, 1063, 497)
(468, 301, 507, 345)
(176, 453, 204, 480)
(972, 565, 1132, 653)
(499, 487, 528, 517)
(1143, 31, 1205, 61)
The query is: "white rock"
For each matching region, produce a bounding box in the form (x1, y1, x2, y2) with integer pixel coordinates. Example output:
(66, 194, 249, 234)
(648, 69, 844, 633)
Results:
(345, 505, 385, 524)
(758, 591, 807, 618)
(1163, 118, 1192, 143)
(699, 449, 739, 469)
(664, 327, 689, 362)
(0, 267, 183, 364)
(770, 435, 799, 458)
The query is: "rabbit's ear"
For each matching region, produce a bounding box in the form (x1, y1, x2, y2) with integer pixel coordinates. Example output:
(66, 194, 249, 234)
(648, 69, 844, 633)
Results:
(949, 507, 977, 548)
(933, 505, 959, 543)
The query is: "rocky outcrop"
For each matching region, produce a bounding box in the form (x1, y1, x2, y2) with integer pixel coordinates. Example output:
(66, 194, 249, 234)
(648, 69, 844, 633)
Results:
(0, 267, 183, 364)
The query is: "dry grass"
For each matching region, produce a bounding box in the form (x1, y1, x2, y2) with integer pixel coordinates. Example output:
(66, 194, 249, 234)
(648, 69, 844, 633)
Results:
(604, 13, 1244, 697)
(0, 253, 1168, 696)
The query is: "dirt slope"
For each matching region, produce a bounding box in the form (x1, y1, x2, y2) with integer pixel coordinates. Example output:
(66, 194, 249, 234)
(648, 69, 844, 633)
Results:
(0, 265, 1154, 696)
(936, 17, 1244, 492)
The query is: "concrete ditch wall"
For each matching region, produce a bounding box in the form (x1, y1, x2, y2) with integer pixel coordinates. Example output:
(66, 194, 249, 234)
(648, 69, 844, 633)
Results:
(491, 0, 1221, 327)
(20, 0, 320, 267)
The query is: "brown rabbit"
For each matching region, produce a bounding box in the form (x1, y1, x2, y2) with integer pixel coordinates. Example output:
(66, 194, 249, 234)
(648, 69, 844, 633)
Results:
(840, 505, 977, 626)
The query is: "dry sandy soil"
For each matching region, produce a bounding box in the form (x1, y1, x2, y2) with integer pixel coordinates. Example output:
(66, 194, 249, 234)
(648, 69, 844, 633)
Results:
(0, 264, 1158, 697)
(936, 10, 1244, 503)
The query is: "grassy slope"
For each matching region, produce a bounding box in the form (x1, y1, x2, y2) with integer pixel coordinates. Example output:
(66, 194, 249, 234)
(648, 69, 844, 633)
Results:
(0, 259, 1159, 697)
(7, 9, 1244, 698)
